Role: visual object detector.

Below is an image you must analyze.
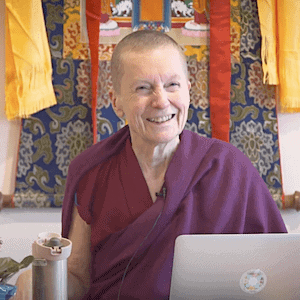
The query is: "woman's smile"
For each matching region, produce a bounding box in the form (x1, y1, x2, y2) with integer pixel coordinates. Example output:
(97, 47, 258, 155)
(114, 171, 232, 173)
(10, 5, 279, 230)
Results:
(146, 114, 175, 124)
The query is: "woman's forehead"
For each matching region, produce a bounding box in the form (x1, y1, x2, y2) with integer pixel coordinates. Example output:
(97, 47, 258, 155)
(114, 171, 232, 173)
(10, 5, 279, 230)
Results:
(122, 45, 183, 60)
(120, 46, 187, 75)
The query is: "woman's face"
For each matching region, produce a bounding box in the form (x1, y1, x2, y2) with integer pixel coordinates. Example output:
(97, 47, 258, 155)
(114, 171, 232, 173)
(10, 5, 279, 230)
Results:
(113, 45, 191, 146)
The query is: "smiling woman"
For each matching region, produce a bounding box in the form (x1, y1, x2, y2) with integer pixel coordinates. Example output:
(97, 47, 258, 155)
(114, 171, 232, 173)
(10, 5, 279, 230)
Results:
(52, 31, 289, 300)
(112, 46, 191, 158)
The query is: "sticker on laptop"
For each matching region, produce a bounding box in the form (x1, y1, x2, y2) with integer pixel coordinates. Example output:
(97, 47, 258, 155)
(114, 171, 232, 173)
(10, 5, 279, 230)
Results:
(239, 269, 267, 294)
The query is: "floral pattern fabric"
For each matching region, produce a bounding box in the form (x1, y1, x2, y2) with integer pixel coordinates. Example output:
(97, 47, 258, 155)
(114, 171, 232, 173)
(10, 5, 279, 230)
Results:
(13, 0, 283, 208)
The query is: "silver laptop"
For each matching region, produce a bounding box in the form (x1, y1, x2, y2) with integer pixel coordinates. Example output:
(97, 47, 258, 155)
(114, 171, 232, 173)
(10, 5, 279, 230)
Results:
(170, 234, 300, 300)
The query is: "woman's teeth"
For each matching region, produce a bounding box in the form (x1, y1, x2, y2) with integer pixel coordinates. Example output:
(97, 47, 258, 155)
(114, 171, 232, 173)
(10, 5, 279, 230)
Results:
(148, 114, 173, 123)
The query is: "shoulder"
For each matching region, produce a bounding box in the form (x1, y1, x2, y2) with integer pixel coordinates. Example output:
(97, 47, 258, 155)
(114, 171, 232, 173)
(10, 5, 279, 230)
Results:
(179, 130, 259, 187)
(65, 126, 130, 204)
(181, 130, 251, 167)
(62, 127, 130, 234)
(68, 126, 130, 180)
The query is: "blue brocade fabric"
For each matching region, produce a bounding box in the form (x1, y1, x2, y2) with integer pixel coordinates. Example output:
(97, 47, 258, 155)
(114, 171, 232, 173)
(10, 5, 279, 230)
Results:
(13, 0, 283, 208)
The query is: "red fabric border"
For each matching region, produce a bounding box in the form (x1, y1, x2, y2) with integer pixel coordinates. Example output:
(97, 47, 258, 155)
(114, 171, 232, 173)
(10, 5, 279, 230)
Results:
(86, 1, 101, 144)
(209, 0, 231, 142)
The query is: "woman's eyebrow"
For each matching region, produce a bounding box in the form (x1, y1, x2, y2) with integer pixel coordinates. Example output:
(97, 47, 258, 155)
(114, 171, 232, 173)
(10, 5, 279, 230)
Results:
(167, 74, 182, 80)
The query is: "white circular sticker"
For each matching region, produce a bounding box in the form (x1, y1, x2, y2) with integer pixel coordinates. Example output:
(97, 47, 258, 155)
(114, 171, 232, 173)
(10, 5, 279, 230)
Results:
(240, 269, 267, 294)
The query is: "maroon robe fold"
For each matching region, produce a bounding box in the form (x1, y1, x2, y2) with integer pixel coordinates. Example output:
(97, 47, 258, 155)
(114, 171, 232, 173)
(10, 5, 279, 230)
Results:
(62, 126, 287, 300)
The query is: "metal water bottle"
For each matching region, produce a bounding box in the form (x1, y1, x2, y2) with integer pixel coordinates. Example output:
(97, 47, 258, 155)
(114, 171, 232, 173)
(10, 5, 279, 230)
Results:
(32, 232, 72, 300)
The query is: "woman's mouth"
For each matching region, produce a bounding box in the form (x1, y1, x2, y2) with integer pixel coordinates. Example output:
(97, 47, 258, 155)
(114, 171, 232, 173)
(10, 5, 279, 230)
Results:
(147, 114, 175, 124)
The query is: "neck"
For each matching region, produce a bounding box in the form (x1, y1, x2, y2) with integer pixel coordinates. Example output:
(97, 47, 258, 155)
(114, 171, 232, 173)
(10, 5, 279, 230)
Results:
(131, 136, 180, 177)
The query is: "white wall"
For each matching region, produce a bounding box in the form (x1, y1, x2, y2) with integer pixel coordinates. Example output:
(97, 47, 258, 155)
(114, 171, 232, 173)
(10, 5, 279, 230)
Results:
(277, 114, 300, 232)
(277, 113, 300, 195)
(1, 2, 300, 229)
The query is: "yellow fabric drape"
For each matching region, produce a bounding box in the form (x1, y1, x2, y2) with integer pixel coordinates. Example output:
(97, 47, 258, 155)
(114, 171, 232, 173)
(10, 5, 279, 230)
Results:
(5, 0, 57, 120)
(257, 0, 300, 113)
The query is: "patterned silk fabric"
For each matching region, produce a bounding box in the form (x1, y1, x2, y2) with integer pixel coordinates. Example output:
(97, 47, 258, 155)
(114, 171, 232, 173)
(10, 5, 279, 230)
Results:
(13, 0, 283, 208)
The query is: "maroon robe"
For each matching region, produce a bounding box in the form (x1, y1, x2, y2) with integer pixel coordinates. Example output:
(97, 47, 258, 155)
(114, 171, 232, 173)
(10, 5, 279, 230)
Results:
(62, 126, 287, 299)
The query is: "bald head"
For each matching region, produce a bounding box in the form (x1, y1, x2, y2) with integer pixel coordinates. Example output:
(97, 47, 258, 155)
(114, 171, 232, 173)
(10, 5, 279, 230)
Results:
(111, 30, 188, 95)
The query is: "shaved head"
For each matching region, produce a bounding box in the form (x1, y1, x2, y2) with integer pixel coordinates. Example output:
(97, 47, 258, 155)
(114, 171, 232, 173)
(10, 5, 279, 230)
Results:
(111, 30, 188, 95)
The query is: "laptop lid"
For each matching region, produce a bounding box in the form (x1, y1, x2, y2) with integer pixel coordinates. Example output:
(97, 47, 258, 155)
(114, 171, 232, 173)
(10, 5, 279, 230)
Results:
(169, 233, 300, 300)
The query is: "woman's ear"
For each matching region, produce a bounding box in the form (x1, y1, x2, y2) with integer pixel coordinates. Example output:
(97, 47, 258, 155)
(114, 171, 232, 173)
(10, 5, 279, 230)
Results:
(110, 90, 125, 119)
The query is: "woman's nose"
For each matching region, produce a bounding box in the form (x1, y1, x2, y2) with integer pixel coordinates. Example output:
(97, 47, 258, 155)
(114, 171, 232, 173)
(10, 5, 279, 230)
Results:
(151, 88, 169, 108)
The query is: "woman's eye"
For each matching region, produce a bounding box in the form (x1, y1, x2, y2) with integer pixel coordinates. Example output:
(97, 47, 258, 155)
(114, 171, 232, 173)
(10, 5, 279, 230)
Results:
(166, 82, 180, 90)
(136, 86, 149, 91)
